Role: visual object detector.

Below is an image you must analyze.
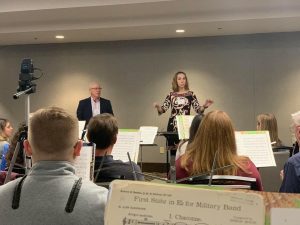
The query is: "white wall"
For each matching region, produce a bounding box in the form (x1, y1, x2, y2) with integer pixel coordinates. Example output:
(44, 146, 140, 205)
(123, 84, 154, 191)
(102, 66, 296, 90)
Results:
(1, 32, 300, 162)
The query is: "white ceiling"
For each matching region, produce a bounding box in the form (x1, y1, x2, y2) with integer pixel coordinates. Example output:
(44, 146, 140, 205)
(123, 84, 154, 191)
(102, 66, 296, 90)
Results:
(1, 0, 300, 45)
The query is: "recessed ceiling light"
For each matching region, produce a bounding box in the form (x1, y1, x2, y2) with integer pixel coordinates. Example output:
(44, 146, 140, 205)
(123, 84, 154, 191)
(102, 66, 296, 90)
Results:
(55, 35, 64, 39)
(176, 29, 185, 33)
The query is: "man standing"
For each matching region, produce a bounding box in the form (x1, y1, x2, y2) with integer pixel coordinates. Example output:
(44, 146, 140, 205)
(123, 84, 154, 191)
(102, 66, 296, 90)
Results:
(77, 81, 114, 124)
(0, 107, 108, 225)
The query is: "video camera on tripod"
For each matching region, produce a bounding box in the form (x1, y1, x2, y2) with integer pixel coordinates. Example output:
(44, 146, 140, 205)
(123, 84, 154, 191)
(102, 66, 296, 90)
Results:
(5, 59, 44, 183)
(13, 58, 43, 99)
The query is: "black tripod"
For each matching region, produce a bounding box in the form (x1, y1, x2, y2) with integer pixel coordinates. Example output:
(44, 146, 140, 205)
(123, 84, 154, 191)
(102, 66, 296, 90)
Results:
(4, 128, 28, 184)
(4, 93, 33, 184)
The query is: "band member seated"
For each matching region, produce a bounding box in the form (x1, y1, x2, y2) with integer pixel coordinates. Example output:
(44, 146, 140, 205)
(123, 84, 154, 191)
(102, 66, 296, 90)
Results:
(0, 107, 108, 225)
(87, 113, 144, 182)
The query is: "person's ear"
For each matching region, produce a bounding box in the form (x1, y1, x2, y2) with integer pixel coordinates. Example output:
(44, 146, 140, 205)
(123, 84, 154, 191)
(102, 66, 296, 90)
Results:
(73, 140, 83, 157)
(23, 140, 32, 157)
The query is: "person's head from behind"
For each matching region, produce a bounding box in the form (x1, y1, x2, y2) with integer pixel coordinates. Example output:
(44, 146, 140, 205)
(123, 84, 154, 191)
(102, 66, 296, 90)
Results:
(182, 110, 239, 175)
(0, 118, 13, 141)
(256, 113, 282, 147)
(87, 113, 118, 151)
(24, 107, 81, 164)
(89, 81, 102, 100)
(291, 111, 300, 144)
(188, 114, 203, 144)
(172, 71, 189, 92)
(294, 125, 300, 144)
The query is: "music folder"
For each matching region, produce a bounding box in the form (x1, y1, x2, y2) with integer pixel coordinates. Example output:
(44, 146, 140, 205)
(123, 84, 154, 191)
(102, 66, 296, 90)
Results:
(104, 180, 265, 225)
(74, 142, 95, 181)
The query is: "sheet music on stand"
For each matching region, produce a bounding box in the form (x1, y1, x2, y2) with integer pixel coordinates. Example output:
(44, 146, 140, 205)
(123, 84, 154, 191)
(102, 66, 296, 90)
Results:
(112, 129, 140, 163)
(139, 126, 158, 144)
(176, 115, 195, 139)
(235, 131, 276, 168)
(74, 143, 95, 181)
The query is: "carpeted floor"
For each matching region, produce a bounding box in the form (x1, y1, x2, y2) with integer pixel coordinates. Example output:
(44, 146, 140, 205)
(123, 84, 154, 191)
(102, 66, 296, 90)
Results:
(142, 172, 167, 181)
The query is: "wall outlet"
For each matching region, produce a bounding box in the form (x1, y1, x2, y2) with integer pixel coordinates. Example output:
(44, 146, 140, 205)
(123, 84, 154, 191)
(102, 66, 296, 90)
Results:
(159, 147, 165, 154)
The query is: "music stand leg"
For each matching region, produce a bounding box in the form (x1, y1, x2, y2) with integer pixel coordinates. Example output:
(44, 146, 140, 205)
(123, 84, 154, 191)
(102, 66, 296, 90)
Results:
(166, 139, 170, 176)
(140, 145, 143, 172)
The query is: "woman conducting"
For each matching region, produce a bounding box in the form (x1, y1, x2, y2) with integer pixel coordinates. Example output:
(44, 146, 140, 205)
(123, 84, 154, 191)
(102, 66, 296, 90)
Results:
(154, 71, 213, 147)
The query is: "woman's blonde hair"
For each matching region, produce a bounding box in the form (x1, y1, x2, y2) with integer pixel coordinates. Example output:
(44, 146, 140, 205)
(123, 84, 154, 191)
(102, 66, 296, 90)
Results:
(171, 71, 189, 92)
(180, 110, 249, 176)
(0, 118, 9, 141)
(257, 113, 282, 147)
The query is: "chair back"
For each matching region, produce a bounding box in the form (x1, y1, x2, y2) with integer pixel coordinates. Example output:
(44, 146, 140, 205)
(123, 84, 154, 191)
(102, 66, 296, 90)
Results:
(184, 175, 257, 190)
(0, 171, 23, 185)
(94, 171, 126, 189)
(259, 150, 289, 192)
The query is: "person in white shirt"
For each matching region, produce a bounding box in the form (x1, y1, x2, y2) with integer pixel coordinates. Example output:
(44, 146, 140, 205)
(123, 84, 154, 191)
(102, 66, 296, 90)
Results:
(77, 81, 113, 124)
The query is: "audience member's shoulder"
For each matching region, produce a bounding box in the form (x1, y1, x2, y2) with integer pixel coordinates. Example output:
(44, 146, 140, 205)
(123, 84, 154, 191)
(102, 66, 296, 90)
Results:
(80, 180, 108, 197)
(121, 161, 141, 172)
(287, 152, 300, 165)
(178, 141, 188, 153)
(79, 97, 90, 103)
(0, 177, 22, 193)
(237, 155, 252, 165)
(82, 180, 108, 191)
(133, 162, 142, 172)
(100, 97, 111, 103)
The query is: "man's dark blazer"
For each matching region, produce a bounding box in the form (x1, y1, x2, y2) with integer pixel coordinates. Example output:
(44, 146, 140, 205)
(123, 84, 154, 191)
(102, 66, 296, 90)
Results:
(76, 97, 114, 123)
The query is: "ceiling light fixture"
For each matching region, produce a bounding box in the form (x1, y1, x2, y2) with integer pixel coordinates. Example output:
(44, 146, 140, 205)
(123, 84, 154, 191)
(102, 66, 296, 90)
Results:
(176, 29, 185, 33)
(55, 35, 65, 39)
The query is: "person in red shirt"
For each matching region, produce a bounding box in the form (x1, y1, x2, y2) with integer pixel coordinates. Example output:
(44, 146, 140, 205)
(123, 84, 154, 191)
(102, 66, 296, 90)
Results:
(176, 110, 263, 191)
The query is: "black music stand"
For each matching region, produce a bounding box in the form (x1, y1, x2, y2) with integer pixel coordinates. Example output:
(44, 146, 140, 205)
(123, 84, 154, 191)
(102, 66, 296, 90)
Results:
(139, 143, 157, 172)
(157, 131, 178, 175)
